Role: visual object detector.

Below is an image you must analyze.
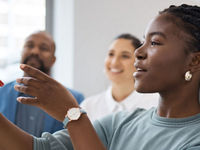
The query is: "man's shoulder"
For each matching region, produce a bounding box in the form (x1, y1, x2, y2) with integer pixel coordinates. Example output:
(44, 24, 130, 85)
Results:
(67, 88, 84, 97)
(66, 87, 85, 104)
(0, 80, 16, 91)
(0, 80, 18, 105)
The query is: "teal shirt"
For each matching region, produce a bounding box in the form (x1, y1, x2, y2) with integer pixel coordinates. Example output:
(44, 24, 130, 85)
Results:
(34, 108, 200, 150)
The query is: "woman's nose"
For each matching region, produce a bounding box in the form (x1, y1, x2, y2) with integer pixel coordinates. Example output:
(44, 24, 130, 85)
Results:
(111, 57, 120, 66)
(134, 45, 147, 60)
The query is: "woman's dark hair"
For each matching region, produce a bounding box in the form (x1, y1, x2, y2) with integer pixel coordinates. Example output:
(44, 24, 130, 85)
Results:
(160, 4, 200, 52)
(115, 33, 141, 49)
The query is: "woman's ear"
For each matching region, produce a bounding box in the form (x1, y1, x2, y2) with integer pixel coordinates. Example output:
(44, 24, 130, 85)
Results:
(190, 52, 200, 73)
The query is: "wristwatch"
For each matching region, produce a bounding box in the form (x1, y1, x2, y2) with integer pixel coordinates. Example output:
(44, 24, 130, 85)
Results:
(63, 107, 86, 128)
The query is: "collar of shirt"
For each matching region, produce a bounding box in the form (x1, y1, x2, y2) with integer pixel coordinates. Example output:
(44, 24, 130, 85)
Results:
(105, 86, 137, 112)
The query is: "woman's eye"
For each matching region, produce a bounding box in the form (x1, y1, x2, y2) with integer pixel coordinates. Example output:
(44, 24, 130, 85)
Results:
(151, 41, 161, 46)
(108, 53, 114, 57)
(122, 55, 130, 58)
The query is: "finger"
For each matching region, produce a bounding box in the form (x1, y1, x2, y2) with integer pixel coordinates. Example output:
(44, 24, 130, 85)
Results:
(16, 77, 41, 88)
(20, 64, 49, 81)
(17, 96, 39, 105)
(14, 84, 38, 97)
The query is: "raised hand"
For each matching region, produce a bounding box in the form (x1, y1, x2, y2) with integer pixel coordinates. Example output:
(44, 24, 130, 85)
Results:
(13, 64, 106, 150)
(14, 64, 79, 121)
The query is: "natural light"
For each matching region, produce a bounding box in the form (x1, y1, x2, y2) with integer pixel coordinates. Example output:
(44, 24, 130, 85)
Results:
(0, 0, 45, 83)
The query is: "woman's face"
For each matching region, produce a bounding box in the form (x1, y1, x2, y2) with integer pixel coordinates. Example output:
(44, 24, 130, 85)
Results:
(105, 38, 136, 84)
(134, 14, 191, 93)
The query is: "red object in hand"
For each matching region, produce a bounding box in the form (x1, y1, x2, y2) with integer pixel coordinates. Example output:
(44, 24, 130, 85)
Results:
(0, 80, 4, 87)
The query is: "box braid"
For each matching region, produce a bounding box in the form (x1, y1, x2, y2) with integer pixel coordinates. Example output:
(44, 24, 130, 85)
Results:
(160, 4, 200, 52)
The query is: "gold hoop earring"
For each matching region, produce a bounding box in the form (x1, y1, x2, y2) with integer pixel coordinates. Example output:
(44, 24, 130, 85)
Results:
(185, 71, 192, 81)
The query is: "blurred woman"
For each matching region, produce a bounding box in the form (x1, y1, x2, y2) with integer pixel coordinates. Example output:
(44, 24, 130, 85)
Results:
(81, 34, 158, 121)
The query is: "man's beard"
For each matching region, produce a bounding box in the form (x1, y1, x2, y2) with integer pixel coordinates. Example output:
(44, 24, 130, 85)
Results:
(22, 55, 49, 74)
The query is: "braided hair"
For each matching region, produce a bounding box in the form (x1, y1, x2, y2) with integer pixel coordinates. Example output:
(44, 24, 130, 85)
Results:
(115, 33, 141, 49)
(160, 4, 200, 53)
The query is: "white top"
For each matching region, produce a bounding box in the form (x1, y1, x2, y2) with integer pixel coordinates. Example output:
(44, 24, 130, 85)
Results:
(81, 87, 159, 121)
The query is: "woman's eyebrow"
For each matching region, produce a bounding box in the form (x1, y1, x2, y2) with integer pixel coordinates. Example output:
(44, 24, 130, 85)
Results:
(149, 32, 167, 39)
(122, 51, 132, 54)
(143, 32, 167, 39)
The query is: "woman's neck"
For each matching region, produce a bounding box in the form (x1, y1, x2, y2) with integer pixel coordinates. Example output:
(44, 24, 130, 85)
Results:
(111, 80, 135, 102)
(157, 84, 200, 118)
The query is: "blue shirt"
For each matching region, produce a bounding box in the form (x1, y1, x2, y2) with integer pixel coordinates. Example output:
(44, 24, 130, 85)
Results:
(0, 81, 85, 137)
(15, 93, 45, 137)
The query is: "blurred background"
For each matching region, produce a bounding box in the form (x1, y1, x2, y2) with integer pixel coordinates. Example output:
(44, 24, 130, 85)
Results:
(0, 0, 200, 97)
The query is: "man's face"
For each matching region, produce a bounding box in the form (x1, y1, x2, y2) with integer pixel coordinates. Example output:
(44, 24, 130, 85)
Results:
(21, 32, 56, 75)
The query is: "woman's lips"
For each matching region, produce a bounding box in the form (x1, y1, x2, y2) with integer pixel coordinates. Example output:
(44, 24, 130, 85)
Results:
(133, 69, 147, 78)
(134, 62, 147, 78)
(109, 68, 123, 74)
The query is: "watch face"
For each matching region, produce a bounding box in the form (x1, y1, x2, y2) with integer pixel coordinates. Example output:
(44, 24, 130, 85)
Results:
(67, 108, 81, 120)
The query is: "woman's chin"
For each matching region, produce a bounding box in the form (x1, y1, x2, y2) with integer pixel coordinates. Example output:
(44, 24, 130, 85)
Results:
(135, 88, 147, 93)
(134, 82, 155, 93)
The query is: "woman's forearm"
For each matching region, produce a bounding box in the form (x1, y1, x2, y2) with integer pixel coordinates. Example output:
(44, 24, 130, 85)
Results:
(14, 65, 106, 150)
(0, 114, 33, 150)
(67, 114, 106, 150)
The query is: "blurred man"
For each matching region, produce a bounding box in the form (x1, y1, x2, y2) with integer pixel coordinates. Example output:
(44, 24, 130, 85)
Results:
(0, 31, 84, 136)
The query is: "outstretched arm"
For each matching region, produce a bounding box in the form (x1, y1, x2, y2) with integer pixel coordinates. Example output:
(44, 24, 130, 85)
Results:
(15, 64, 106, 150)
(0, 114, 32, 150)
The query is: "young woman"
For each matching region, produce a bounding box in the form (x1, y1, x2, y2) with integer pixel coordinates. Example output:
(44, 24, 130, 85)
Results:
(1, 4, 200, 150)
(81, 34, 158, 121)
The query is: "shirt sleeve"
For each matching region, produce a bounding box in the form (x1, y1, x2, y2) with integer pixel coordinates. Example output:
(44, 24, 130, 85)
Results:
(33, 116, 116, 150)
(33, 111, 130, 150)
(187, 146, 200, 150)
(33, 119, 113, 150)
(33, 129, 73, 150)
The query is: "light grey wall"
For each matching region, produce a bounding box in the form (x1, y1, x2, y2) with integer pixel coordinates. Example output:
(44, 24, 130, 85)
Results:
(51, 0, 75, 87)
(52, 0, 200, 97)
(73, 0, 200, 97)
